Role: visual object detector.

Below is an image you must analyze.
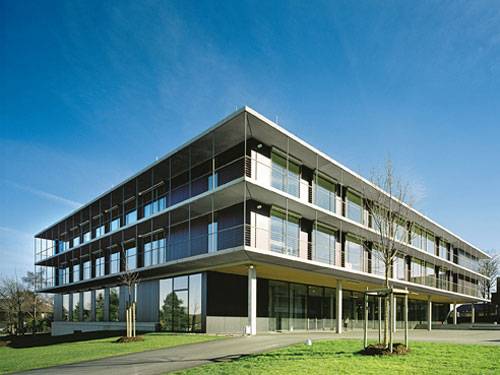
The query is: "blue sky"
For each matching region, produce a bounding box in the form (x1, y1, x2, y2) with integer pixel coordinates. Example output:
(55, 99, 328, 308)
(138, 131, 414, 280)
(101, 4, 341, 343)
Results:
(1, 1, 499, 278)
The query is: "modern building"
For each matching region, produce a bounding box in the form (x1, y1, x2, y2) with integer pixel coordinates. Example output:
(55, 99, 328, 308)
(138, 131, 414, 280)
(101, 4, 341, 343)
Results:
(34, 107, 490, 336)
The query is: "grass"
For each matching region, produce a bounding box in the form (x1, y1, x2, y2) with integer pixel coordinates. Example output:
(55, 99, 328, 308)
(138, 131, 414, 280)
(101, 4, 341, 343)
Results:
(0, 332, 221, 374)
(176, 339, 500, 375)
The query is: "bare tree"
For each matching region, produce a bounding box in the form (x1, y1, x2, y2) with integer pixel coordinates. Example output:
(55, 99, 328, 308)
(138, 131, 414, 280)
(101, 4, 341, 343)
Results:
(363, 159, 415, 347)
(119, 245, 140, 338)
(22, 271, 44, 334)
(479, 253, 499, 300)
(0, 276, 27, 335)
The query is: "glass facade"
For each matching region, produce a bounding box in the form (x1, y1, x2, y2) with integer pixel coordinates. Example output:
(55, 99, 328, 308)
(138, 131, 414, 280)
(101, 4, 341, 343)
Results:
(62, 294, 69, 321)
(144, 197, 167, 218)
(82, 291, 91, 321)
(95, 257, 105, 277)
(125, 210, 137, 225)
(110, 252, 120, 274)
(346, 191, 363, 224)
(110, 217, 120, 231)
(72, 292, 80, 321)
(126, 248, 137, 270)
(83, 260, 91, 280)
(72, 264, 80, 282)
(159, 273, 202, 332)
(109, 287, 120, 321)
(144, 239, 166, 267)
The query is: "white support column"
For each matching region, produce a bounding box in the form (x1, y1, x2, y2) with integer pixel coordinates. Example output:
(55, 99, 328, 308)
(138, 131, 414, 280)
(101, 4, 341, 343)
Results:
(393, 294, 397, 333)
(453, 303, 458, 325)
(427, 297, 432, 331)
(248, 265, 257, 335)
(336, 280, 343, 334)
(471, 303, 475, 324)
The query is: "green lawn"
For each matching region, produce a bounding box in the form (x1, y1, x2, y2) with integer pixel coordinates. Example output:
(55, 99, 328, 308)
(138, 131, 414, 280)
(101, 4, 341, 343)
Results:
(176, 339, 500, 375)
(0, 333, 221, 374)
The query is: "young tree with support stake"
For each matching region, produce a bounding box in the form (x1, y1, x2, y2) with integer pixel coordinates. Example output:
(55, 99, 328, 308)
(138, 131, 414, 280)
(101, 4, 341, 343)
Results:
(479, 253, 499, 300)
(363, 159, 415, 350)
(119, 245, 140, 339)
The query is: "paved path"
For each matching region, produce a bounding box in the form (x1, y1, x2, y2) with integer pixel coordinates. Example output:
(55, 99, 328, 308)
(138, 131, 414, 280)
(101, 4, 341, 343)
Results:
(20, 330, 500, 375)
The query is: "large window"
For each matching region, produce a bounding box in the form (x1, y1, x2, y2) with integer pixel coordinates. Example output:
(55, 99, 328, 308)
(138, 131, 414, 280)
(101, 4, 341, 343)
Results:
(95, 289, 105, 321)
(208, 221, 218, 253)
(144, 197, 167, 218)
(110, 217, 120, 231)
(393, 255, 406, 280)
(110, 252, 120, 274)
(395, 219, 407, 242)
(72, 264, 80, 283)
(159, 273, 202, 332)
(410, 259, 425, 284)
(371, 246, 385, 277)
(315, 174, 336, 212)
(144, 239, 166, 267)
(270, 208, 300, 256)
(73, 236, 80, 247)
(271, 151, 300, 197)
(83, 260, 91, 280)
(313, 224, 336, 265)
(82, 291, 91, 321)
(83, 231, 91, 243)
(425, 262, 435, 287)
(125, 247, 137, 270)
(345, 236, 364, 272)
(411, 226, 424, 250)
(95, 225, 105, 238)
(125, 210, 137, 225)
(59, 267, 69, 285)
(346, 191, 363, 224)
(95, 257, 105, 277)
(425, 232, 435, 254)
(439, 240, 448, 260)
(109, 287, 120, 321)
(72, 292, 80, 321)
(62, 294, 69, 321)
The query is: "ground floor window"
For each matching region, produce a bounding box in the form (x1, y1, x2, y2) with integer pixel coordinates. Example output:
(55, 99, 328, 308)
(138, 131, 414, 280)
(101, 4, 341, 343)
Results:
(72, 292, 80, 321)
(159, 273, 202, 332)
(109, 287, 120, 321)
(95, 289, 105, 321)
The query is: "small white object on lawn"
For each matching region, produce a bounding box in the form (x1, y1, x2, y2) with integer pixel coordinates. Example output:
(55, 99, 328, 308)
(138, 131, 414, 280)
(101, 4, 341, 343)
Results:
(305, 338, 312, 346)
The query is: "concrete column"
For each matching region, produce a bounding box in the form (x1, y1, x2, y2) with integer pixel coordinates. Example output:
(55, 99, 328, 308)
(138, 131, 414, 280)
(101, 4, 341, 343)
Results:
(336, 280, 343, 334)
(453, 303, 458, 325)
(248, 265, 257, 335)
(393, 294, 397, 332)
(404, 294, 409, 348)
(471, 304, 475, 324)
(427, 297, 432, 331)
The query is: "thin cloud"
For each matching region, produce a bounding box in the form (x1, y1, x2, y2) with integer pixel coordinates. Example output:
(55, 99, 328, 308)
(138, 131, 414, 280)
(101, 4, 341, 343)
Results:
(3, 180, 82, 209)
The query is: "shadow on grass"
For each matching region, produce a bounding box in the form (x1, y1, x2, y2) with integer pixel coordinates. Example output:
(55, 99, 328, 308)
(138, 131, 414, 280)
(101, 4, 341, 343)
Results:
(0, 330, 128, 349)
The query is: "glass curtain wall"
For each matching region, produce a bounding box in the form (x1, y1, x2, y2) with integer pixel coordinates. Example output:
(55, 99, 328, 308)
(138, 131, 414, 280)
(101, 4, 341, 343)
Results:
(345, 236, 364, 272)
(72, 292, 80, 321)
(346, 191, 363, 224)
(271, 151, 300, 197)
(315, 174, 336, 212)
(95, 289, 105, 321)
(109, 287, 120, 321)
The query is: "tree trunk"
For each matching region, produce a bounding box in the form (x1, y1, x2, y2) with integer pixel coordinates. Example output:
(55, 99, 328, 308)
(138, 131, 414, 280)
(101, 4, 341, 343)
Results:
(383, 264, 390, 347)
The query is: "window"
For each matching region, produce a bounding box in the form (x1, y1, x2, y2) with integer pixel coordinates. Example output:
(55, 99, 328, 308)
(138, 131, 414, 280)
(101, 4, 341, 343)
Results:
(125, 210, 137, 225)
(411, 227, 424, 250)
(83, 231, 91, 243)
(345, 236, 364, 272)
(395, 219, 407, 242)
(393, 256, 406, 280)
(95, 225, 105, 238)
(58, 267, 69, 285)
(110, 252, 120, 274)
(425, 262, 435, 287)
(208, 222, 218, 253)
(439, 240, 448, 259)
(72, 293, 80, 321)
(72, 264, 80, 282)
(411, 259, 425, 284)
(126, 247, 137, 270)
(109, 287, 120, 321)
(315, 175, 336, 212)
(144, 239, 165, 267)
(83, 260, 91, 280)
(82, 291, 91, 321)
(313, 224, 336, 265)
(271, 151, 300, 197)
(62, 294, 69, 321)
(95, 289, 105, 321)
(144, 197, 167, 218)
(346, 191, 363, 224)
(270, 208, 300, 256)
(159, 273, 202, 332)
(208, 172, 219, 191)
(111, 217, 120, 231)
(371, 246, 385, 277)
(73, 236, 80, 247)
(95, 257, 105, 277)
(425, 232, 435, 254)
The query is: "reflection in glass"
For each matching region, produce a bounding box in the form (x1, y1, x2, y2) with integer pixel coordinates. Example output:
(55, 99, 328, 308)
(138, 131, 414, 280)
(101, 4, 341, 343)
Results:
(72, 293, 80, 321)
(109, 287, 120, 321)
(95, 289, 105, 321)
(83, 291, 91, 321)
